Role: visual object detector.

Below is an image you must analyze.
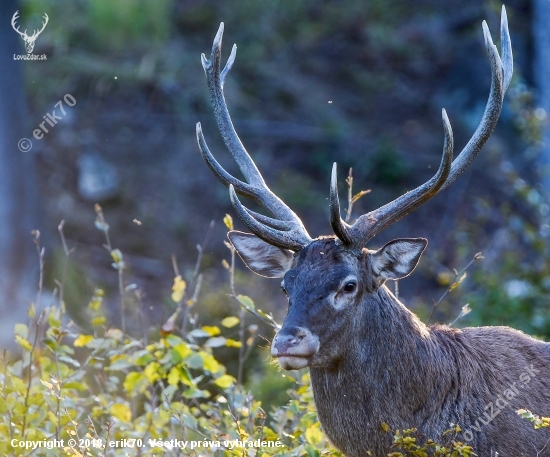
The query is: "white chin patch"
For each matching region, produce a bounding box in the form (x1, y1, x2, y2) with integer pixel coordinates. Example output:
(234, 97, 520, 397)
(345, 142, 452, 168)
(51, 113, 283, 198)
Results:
(277, 356, 310, 370)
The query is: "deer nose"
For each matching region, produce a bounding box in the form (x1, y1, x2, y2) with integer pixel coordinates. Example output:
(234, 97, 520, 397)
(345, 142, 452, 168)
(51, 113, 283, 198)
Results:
(272, 327, 308, 355)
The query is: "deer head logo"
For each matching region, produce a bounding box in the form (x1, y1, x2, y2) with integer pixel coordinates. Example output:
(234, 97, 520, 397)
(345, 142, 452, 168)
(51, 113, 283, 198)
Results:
(11, 11, 48, 54)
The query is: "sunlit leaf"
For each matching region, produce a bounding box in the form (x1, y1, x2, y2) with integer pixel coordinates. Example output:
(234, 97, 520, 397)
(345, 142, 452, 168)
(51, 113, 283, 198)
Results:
(73, 335, 94, 347)
(223, 214, 234, 230)
(171, 275, 187, 303)
(109, 403, 131, 421)
(237, 295, 255, 310)
(15, 335, 32, 351)
(202, 326, 220, 336)
(221, 316, 240, 328)
(213, 374, 235, 389)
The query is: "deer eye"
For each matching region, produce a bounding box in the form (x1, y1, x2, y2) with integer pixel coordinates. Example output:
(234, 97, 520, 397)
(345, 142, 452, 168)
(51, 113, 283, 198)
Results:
(343, 281, 357, 293)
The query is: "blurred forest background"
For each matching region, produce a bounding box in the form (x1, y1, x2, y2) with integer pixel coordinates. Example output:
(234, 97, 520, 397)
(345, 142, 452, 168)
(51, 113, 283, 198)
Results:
(1, 0, 549, 406)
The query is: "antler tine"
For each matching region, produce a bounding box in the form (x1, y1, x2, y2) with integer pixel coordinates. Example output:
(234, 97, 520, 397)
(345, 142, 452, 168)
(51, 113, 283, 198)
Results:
(330, 163, 353, 246)
(33, 13, 49, 37)
(500, 6, 513, 93)
(196, 122, 258, 201)
(229, 186, 311, 250)
(198, 24, 313, 251)
(201, 22, 265, 188)
(343, 10, 511, 248)
(11, 11, 26, 37)
(347, 109, 454, 247)
(439, 9, 509, 191)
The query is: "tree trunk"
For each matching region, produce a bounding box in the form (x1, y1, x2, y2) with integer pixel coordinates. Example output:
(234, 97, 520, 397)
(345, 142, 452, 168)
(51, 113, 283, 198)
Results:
(534, 0, 550, 194)
(0, 0, 40, 346)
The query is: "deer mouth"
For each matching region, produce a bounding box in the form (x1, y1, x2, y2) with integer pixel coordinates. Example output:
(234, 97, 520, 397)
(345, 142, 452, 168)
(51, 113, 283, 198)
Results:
(275, 354, 311, 370)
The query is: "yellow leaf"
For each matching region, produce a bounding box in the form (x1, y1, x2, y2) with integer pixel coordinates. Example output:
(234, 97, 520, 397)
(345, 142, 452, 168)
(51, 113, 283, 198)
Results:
(92, 317, 106, 326)
(171, 275, 186, 303)
(73, 335, 94, 347)
(167, 367, 181, 386)
(144, 362, 161, 383)
(225, 339, 242, 348)
(221, 316, 240, 328)
(381, 422, 390, 432)
(109, 403, 132, 421)
(213, 374, 235, 389)
(223, 214, 234, 230)
(305, 425, 324, 446)
(15, 335, 33, 351)
(202, 325, 221, 336)
(173, 342, 192, 359)
(200, 352, 220, 374)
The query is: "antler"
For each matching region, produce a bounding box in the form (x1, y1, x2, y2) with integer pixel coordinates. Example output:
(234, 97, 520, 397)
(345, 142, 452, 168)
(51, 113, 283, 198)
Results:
(331, 6, 513, 249)
(11, 11, 26, 38)
(30, 13, 49, 39)
(11, 11, 48, 39)
(196, 23, 312, 251)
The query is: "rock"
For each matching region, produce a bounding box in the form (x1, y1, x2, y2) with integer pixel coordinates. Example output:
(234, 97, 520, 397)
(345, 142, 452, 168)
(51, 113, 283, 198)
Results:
(77, 153, 120, 201)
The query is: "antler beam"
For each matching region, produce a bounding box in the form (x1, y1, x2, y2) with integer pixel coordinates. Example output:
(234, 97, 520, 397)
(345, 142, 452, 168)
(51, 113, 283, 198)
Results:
(331, 6, 512, 248)
(196, 23, 312, 251)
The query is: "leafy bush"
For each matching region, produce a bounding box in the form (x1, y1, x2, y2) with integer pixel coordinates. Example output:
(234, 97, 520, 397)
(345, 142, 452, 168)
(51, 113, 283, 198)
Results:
(0, 211, 342, 456)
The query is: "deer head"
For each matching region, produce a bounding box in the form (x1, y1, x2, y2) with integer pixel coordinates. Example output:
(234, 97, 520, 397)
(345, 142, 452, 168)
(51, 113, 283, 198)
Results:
(11, 11, 49, 54)
(196, 9, 512, 371)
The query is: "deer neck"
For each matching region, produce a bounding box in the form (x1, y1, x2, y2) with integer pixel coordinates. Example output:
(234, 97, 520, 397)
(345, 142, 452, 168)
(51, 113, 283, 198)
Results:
(309, 285, 454, 436)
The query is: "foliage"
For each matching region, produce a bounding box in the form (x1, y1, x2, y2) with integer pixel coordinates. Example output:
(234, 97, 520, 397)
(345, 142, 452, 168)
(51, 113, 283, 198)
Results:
(387, 425, 475, 457)
(0, 214, 344, 457)
(517, 409, 550, 429)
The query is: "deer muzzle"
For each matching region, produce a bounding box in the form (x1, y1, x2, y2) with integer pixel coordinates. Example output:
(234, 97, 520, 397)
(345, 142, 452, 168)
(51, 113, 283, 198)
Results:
(271, 326, 319, 370)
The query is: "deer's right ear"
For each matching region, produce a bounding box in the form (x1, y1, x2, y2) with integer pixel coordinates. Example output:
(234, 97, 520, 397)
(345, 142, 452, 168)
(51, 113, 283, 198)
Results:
(227, 231, 294, 278)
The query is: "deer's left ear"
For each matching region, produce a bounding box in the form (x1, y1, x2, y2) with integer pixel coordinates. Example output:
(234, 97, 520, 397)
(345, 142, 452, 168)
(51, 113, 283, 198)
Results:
(227, 231, 294, 278)
(370, 238, 427, 281)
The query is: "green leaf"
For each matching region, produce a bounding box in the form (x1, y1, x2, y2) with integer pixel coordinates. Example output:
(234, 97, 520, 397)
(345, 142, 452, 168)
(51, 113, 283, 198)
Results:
(108, 357, 133, 371)
(205, 337, 227, 348)
(14, 324, 28, 338)
(221, 316, 240, 328)
(237, 295, 255, 310)
(185, 353, 204, 370)
(187, 329, 210, 338)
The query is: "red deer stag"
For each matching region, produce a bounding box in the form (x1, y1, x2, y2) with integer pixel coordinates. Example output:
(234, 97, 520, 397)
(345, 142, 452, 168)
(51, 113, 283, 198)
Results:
(196, 7, 550, 456)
